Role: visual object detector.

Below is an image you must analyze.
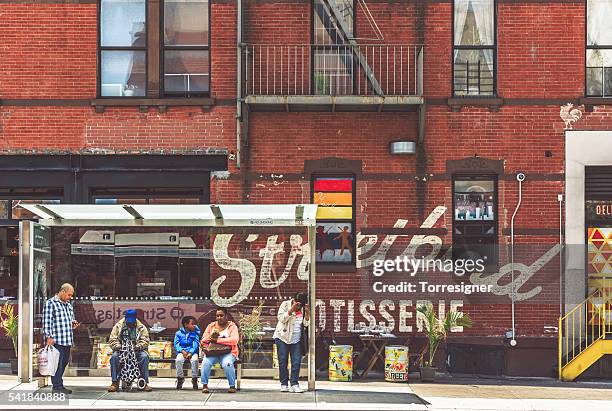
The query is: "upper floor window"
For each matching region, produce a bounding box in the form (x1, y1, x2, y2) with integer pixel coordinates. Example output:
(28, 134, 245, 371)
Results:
(587, 0, 612, 97)
(162, 0, 210, 96)
(312, 0, 354, 95)
(100, 0, 147, 97)
(99, 0, 210, 98)
(453, 0, 496, 96)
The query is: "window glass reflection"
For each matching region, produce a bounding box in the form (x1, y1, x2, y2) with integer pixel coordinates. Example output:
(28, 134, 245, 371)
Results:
(101, 0, 146, 47)
(454, 179, 495, 221)
(164, 0, 209, 46)
(101, 51, 146, 96)
(164, 50, 210, 95)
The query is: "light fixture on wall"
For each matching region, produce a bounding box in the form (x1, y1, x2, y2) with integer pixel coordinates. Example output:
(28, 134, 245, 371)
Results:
(389, 140, 416, 155)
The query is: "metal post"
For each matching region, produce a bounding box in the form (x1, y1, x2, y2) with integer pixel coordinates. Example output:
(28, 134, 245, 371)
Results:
(308, 225, 316, 391)
(510, 173, 526, 345)
(18, 220, 32, 383)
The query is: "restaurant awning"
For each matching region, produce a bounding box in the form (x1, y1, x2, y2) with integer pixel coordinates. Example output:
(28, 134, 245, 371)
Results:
(19, 204, 318, 227)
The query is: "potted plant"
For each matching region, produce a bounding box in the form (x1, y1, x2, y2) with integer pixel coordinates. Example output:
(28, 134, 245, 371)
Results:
(0, 303, 18, 374)
(416, 304, 472, 382)
(239, 301, 264, 365)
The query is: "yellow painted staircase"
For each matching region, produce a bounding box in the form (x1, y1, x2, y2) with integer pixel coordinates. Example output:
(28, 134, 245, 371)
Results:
(559, 288, 612, 381)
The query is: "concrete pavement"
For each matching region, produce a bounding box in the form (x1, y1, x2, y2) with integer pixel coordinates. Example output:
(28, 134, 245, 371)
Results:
(0, 374, 611, 410)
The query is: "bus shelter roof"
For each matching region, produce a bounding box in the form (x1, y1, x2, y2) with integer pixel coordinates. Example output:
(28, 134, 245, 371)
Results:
(19, 204, 318, 227)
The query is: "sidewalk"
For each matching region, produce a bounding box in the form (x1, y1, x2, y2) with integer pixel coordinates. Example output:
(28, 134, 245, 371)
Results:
(1, 374, 612, 410)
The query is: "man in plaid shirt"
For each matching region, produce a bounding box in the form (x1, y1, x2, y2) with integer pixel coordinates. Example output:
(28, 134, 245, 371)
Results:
(43, 283, 79, 394)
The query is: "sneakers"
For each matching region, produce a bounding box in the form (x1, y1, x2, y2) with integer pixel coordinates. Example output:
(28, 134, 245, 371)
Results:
(192, 378, 198, 390)
(52, 387, 72, 395)
(139, 384, 153, 392)
(281, 384, 304, 393)
(176, 377, 185, 390)
(228, 387, 237, 393)
(107, 382, 119, 392)
(290, 384, 305, 393)
(202, 385, 210, 394)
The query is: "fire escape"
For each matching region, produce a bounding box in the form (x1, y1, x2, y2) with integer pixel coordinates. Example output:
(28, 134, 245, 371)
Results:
(238, 0, 424, 112)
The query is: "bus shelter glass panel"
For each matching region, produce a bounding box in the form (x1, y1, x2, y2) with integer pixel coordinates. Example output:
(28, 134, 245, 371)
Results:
(209, 228, 310, 376)
(32, 224, 51, 379)
(38, 225, 309, 378)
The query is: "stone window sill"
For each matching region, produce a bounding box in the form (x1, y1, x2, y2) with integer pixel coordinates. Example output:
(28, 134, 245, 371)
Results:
(580, 97, 612, 112)
(316, 263, 357, 273)
(90, 97, 215, 113)
(447, 97, 504, 112)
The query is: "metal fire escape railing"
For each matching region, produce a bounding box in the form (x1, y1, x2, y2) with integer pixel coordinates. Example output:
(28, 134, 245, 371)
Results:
(319, 0, 383, 95)
(243, 44, 422, 97)
(240, 0, 424, 99)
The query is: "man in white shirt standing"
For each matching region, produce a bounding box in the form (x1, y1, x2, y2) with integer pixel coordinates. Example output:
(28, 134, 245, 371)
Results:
(273, 292, 310, 393)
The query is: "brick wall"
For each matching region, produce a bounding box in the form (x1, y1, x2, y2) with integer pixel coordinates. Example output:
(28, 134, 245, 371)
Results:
(1, 1, 609, 368)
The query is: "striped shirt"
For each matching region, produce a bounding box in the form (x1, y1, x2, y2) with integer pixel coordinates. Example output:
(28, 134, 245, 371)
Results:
(43, 296, 74, 346)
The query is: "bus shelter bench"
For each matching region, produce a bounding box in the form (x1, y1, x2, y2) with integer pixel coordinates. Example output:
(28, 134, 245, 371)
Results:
(149, 357, 242, 390)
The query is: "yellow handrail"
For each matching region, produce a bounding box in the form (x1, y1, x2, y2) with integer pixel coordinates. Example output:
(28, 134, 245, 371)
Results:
(558, 287, 606, 376)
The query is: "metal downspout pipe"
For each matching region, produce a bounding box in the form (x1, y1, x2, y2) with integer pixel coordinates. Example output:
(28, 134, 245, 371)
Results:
(510, 172, 525, 346)
(558, 193, 563, 317)
(236, 0, 243, 169)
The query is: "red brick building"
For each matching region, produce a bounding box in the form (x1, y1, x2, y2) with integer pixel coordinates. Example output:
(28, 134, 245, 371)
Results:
(1, 0, 611, 379)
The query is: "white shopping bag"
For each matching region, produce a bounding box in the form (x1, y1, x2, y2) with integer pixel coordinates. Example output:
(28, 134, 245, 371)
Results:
(38, 345, 60, 376)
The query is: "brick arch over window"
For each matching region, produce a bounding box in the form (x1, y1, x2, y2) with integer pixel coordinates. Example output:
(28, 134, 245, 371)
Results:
(446, 156, 504, 175)
(304, 157, 362, 178)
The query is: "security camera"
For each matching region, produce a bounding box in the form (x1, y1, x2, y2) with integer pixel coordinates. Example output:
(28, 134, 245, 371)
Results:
(516, 173, 526, 182)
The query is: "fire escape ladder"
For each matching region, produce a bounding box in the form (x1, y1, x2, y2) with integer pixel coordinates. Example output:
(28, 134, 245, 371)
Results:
(319, 0, 384, 96)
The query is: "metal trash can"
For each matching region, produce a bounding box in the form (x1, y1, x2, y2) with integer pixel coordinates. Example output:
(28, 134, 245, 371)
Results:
(329, 345, 353, 381)
(384, 345, 409, 382)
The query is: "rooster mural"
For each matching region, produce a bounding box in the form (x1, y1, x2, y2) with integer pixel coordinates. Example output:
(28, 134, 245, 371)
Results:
(560, 103, 584, 130)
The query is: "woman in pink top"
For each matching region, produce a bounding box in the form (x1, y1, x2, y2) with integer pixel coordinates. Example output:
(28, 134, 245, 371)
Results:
(199, 307, 239, 393)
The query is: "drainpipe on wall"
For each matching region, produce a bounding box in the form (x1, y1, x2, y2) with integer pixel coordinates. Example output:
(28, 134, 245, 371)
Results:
(510, 172, 525, 347)
(558, 193, 564, 317)
(236, 0, 243, 169)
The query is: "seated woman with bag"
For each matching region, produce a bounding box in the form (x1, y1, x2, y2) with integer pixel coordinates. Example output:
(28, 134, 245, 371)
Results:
(200, 307, 239, 393)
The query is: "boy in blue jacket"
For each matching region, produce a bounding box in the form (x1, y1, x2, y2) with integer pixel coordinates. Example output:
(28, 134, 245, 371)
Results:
(174, 316, 201, 389)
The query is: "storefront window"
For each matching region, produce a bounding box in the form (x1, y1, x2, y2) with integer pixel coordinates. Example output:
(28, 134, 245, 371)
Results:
(452, 176, 498, 269)
(453, 179, 495, 221)
(92, 187, 203, 204)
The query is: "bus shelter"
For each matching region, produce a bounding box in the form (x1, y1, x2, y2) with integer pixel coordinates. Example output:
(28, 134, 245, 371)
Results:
(17, 204, 318, 390)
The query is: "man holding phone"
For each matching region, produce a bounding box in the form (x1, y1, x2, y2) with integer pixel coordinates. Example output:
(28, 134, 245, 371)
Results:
(43, 283, 79, 394)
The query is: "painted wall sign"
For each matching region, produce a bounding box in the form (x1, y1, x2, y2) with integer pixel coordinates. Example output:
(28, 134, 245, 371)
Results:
(210, 206, 558, 312)
(586, 200, 612, 221)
